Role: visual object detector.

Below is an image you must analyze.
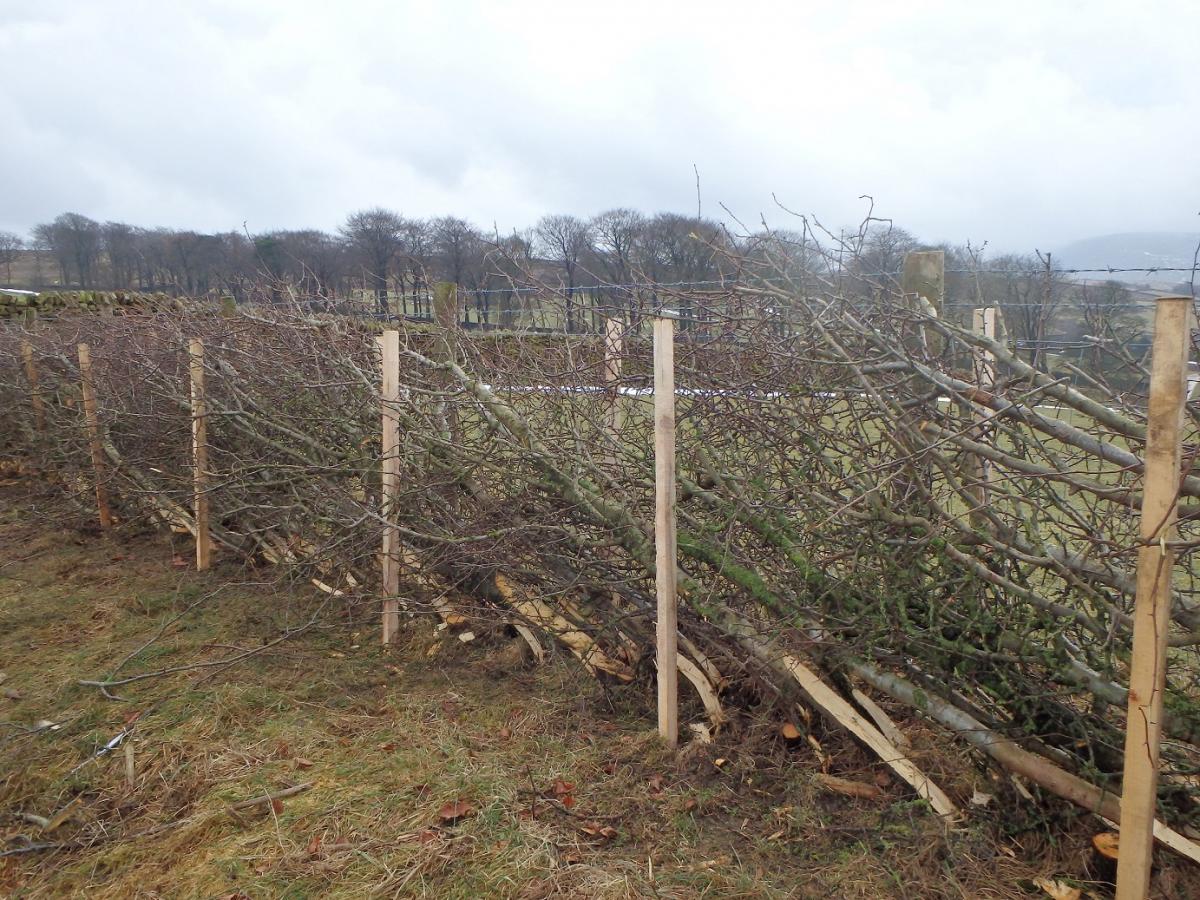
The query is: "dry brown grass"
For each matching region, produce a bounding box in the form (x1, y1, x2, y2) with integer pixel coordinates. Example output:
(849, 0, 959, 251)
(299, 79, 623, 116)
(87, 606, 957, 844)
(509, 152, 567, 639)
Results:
(0, 479, 1190, 898)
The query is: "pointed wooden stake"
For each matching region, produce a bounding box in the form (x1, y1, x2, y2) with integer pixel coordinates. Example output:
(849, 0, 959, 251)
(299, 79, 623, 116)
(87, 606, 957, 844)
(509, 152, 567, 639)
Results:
(971, 306, 998, 514)
(603, 317, 624, 467)
(1117, 296, 1193, 899)
(21, 340, 45, 433)
(189, 339, 211, 571)
(378, 330, 402, 644)
(653, 315, 679, 748)
(901, 249, 945, 354)
(77, 343, 113, 529)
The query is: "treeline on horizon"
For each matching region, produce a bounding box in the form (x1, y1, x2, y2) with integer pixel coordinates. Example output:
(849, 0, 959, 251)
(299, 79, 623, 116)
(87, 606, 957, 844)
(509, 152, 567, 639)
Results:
(0, 208, 1148, 359)
(1, 207, 1079, 296)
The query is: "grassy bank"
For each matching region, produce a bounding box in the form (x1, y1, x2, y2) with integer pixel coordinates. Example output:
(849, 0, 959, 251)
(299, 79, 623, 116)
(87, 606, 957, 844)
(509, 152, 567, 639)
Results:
(0, 479, 1153, 898)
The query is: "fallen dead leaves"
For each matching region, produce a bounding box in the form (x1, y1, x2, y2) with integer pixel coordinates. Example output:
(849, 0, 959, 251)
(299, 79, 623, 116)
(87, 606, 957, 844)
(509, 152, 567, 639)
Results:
(437, 798, 475, 824)
(549, 778, 576, 809)
(578, 821, 618, 842)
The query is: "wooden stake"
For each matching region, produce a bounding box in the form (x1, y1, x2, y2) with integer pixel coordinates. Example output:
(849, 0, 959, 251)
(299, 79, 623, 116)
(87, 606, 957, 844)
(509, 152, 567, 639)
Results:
(123, 739, 136, 790)
(603, 317, 624, 466)
(653, 315, 679, 748)
(378, 330, 402, 645)
(901, 250, 945, 313)
(20, 339, 45, 433)
(971, 307, 998, 513)
(599, 317, 628, 610)
(972, 306, 998, 388)
(431, 282, 464, 445)
(189, 339, 211, 571)
(77, 343, 113, 529)
(1116, 296, 1193, 900)
(902, 250, 945, 355)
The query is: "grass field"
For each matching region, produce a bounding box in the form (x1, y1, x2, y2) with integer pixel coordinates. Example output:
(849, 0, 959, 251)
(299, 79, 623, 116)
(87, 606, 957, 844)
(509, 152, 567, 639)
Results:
(0, 478, 1175, 898)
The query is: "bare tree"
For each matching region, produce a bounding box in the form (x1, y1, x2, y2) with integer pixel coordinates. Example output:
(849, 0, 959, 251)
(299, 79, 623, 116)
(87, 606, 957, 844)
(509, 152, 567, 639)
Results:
(398, 218, 433, 317)
(253, 230, 346, 302)
(535, 214, 592, 332)
(164, 231, 224, 296)
(636, 213, 727, 325)
(978, 253, 1068, 370)
(1076, 279, 1148, 389)
(0, 231, 23, 285)
(102, 222, 139, 289)
(341, 208, 404, 313)
(208, 231, 255, 302)
(855, 224, 919, 276)
(484, 229, 536, 328)
(431, 217, 485, 323)
(35, 212, 103, 287)
(431, 217, 482, 284)
(589, 208, 645, 323)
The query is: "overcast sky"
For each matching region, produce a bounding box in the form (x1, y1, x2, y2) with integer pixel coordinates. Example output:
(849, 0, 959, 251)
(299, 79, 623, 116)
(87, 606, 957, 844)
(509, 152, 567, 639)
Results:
(2, 0, 1197, 251)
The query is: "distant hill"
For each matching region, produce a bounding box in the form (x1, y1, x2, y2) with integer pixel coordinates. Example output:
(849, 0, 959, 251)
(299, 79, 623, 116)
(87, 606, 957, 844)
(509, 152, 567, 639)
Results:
(1055, 232, 1199, 287)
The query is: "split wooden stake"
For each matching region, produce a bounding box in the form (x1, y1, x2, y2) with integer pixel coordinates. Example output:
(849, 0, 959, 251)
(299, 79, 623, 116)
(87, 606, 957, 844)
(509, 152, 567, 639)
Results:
(189, 339, 212, 571)
(653, 315, 679, 748)
(378, 330, 402, 645)
(1117, 296, 1193, 900)
(77, 343, 113, 529)
(21, 340, 45, 433)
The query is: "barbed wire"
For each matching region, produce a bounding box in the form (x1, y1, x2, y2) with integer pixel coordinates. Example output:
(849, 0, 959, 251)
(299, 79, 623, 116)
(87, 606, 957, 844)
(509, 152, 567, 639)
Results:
(457, 278, 731, 296)
(938, 265, 1198, 277)
(452, 266, 1199, 297)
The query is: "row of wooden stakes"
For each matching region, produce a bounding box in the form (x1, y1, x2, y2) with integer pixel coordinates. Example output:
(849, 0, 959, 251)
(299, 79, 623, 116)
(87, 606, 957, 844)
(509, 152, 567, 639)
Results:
(18, 337, 212, 569)
(14, 296, 1195, 896)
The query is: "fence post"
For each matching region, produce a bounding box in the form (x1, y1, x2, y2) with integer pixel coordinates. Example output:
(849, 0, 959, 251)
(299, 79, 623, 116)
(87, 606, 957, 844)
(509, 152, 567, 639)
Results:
(603, 317, 624, 466)
(1116, 295, 1193, 899)
(971, 307, 998, 512)
(378, 329, 402, 645)
(902, 250, 945, 354)
(21, 339, 45, 433)
(77, 343, 113, 529)
(432, 282, 463, 446)
(189, 339, 212, 571)
(653, 314, 679, 748)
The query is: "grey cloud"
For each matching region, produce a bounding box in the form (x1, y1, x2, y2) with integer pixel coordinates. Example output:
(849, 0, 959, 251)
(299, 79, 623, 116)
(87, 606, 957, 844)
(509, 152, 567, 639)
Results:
(1, 0, 1197, 251)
